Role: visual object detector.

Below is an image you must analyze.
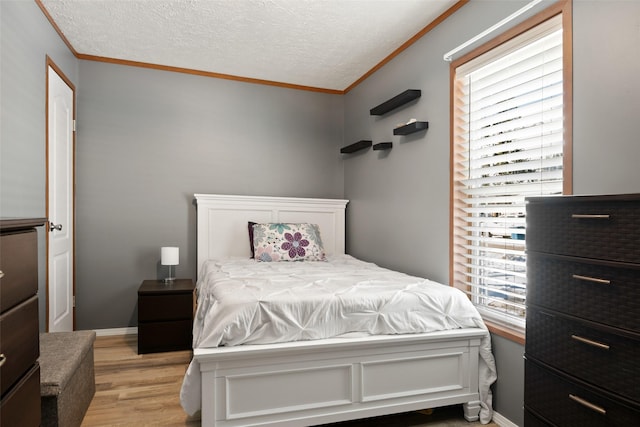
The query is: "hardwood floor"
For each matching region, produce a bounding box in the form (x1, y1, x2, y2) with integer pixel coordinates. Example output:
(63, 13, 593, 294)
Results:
(81, 334, 199, 427)
(82, 334, 498, 427)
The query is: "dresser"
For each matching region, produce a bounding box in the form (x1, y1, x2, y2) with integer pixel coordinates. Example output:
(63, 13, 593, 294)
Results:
(524, 194, 640, 425)
(0, 218, 46, 427)
(137, 279, 195, 354)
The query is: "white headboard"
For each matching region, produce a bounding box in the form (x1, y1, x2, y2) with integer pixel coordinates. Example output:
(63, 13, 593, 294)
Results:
(194, 194, 349, 279)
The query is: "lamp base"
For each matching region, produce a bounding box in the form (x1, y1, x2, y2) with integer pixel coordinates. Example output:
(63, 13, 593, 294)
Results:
(163, 265, 176, 284)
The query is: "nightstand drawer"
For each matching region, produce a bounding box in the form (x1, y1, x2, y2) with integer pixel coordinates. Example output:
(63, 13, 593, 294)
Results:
(525, 359, 640, 426)
(526, 308, 640, 402)
(527, 252, 640, 332)
(138, 293, 193, 322)
(138, 320, 192, 354)
(526, 197, 640, 263)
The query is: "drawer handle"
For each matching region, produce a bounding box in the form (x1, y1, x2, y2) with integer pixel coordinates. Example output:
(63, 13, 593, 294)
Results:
(572, 274, 611, 285)
(0, 353, 6, 367)
(571, 214, 610, 219)
(571, 334, 610, 350)
(569, 394, 607, 415)
(0, 270, 4, 279)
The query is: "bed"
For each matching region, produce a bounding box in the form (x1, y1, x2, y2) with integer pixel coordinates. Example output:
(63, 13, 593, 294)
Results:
(180, 193, 497, 427)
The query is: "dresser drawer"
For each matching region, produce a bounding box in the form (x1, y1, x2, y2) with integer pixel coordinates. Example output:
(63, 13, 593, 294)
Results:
(525, 359, 640, 426)
(0, 229, 38, 312)
(527, 253, 640, 332)
(0, 364, 41, 427)
(523, 408, 553, 426)
(138, 292, 193, 322)
(526, 198, 640, 263)
(526, 308, 640, 402)
(0, 296, 39, 396)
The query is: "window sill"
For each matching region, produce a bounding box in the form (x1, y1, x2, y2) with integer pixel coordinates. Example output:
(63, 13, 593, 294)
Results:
(484, 319, 525, 345)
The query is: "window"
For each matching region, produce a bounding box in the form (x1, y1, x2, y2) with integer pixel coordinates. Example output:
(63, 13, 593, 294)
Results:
(450, 8, 571, 339)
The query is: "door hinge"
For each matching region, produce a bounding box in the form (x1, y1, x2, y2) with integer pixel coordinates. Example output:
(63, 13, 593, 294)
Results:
(73, 120, 77, 132)
(73, 295, 76, 307)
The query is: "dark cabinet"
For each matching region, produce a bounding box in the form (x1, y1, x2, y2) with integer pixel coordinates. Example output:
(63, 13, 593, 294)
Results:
(0, 218, 46, 427)
(524, 194, 640, 425)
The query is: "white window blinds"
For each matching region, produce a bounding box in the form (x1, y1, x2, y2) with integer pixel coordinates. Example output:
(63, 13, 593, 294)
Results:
(452, 16, 563, 330)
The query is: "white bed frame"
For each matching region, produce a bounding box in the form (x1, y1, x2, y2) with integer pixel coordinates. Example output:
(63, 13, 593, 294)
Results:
(193, 194, 485, 427)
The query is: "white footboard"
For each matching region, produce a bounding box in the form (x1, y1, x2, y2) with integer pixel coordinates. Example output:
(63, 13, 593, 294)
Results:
(195, 328, 485, 427)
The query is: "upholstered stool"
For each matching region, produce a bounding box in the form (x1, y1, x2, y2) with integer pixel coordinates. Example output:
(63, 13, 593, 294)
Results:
(39, 331, 96, 427)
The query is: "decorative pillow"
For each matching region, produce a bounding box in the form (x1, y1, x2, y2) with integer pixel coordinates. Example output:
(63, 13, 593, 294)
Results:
(252, 223, 326, 262)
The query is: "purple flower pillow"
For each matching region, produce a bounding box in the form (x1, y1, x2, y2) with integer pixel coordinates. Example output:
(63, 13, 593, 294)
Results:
(252, 223, 326, 262)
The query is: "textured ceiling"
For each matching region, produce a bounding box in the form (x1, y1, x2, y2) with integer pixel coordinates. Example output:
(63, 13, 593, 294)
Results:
(39, 0, 459, 91)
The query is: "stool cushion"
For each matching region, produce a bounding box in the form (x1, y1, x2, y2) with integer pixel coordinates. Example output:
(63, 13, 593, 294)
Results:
(39, 331, 96, 395)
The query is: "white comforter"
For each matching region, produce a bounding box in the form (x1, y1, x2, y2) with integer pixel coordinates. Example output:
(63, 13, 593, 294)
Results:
(180, 255, 497, 423)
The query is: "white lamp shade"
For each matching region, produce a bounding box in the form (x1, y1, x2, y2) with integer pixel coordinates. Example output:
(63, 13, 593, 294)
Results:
(161, 247, 179, 266)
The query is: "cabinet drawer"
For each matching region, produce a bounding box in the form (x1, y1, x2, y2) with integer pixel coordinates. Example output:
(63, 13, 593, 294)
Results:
(527, 253, 640, 332)
(525, 359, 640, 426)
(0, 364, 41, 427)
(526, 198, 640, 263)
(0, 296, 39, 396)
(526, 308, 640, 402)
(138, 319, 192, 354)
(138, 293, 192, 322)
(0, 229, 38, 312)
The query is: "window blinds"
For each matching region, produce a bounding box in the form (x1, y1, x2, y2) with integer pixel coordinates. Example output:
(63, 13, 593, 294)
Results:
(452, 17, 563, 329)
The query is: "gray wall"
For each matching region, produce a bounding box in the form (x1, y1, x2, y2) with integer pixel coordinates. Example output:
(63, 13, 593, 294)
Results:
(1, 0, 78, 328)
(4, 0, 640, 424)
(342, 1, 640, 425)
(75, 61, 344, 329)
(342, 3, 535, 423)
(572, 0, 640, 194)
(1, 1, 344, 331)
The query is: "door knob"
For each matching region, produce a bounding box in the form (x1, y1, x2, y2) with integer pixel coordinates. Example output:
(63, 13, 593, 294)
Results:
(49, 223, 63, 232)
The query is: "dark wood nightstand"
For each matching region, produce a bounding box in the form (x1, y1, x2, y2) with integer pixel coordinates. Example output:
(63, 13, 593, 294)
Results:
(137, 279, 195, 354)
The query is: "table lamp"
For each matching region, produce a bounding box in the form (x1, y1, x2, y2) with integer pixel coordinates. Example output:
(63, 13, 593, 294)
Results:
(161, 246, 179, 283)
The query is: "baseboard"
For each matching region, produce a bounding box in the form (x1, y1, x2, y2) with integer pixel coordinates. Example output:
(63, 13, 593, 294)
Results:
(93, 327, 138, 336)
(492, 411, 518, 427)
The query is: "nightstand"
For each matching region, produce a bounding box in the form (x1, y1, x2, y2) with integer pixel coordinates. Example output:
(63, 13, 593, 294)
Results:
(137, 279, 195, 354)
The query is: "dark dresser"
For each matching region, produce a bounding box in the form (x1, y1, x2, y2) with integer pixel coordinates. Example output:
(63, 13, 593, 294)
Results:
(524, 194, 640, 425)
(0, 218, 46, 427)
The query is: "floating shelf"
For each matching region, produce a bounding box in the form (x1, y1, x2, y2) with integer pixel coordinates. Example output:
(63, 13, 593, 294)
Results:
(340, 140, 372, 154)
(370, 89, 421, 116)
(372, 142, 393, 151)
(393, 121, 429, 136)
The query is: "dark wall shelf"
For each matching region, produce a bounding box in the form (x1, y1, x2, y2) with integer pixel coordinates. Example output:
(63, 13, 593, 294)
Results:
(342, 88, 426, 157)
(372, 142, 393, 151)
(340, 140, 372, 154)
(370, 90, 421, 116)
(393, 121, 429, 136)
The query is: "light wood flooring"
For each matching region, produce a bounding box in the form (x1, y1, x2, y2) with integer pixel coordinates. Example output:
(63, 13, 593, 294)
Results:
(81, 334, 499, 427)
(81, 334, 199, 427)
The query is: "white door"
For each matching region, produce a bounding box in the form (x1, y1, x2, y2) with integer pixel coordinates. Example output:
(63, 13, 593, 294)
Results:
(47, 63, 75, 332)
